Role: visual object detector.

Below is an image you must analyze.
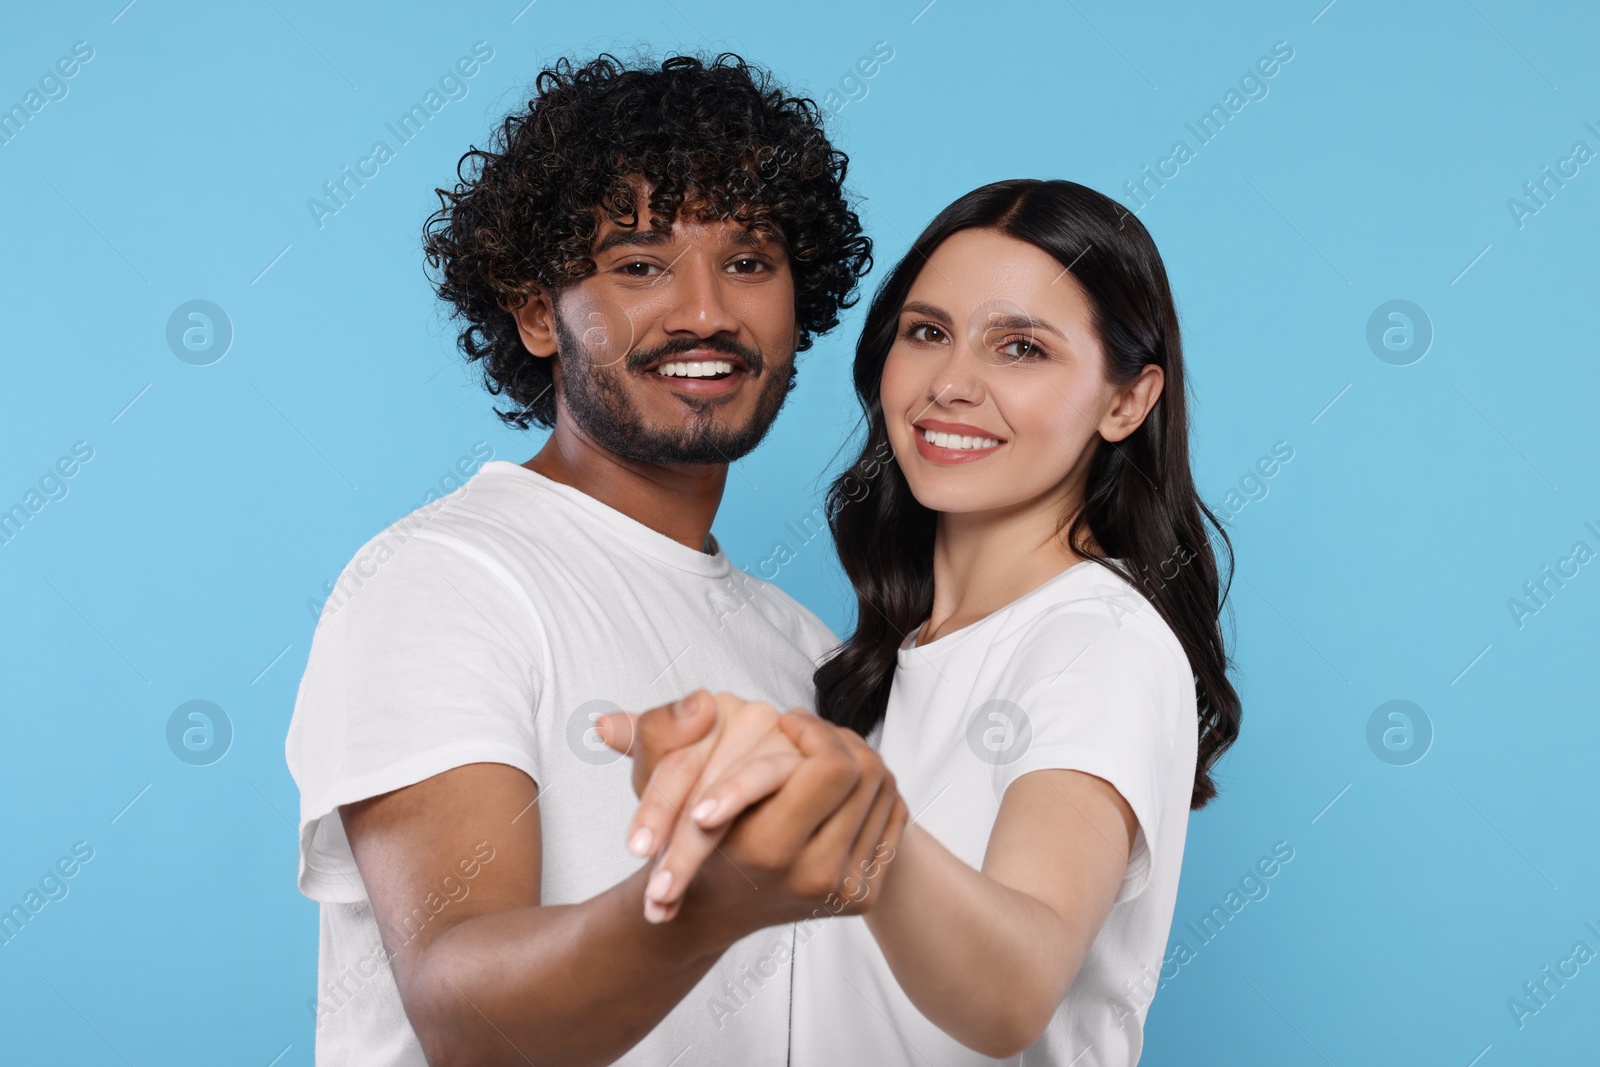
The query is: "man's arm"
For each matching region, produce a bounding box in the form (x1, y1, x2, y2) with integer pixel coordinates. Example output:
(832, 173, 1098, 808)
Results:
(341, 761, 729, 1067)
(340, 693, 900, 1067)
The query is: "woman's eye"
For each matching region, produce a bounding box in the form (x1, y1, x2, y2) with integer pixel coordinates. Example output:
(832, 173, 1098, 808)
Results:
(907, 322, 947, 343)
(999, 336, 1043, 361)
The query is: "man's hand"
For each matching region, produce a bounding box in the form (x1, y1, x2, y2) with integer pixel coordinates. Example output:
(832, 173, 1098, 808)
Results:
(598, 690, 798, 863)
(599, 690, 804, 921)
(595, 688, 721, 804)
(600, 692, 907, 924)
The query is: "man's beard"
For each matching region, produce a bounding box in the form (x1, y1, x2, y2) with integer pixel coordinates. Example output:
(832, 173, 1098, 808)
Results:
(552, 309, 797, 465)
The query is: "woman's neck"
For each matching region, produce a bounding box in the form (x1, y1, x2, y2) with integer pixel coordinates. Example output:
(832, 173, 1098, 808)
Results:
(918, 486, 1090, 645)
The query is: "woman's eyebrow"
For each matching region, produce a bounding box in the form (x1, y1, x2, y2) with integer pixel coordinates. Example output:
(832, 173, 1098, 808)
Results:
(981, 312, 1068, 340)
(904, 300, 1069, 341)
(901, 300, 950, 321)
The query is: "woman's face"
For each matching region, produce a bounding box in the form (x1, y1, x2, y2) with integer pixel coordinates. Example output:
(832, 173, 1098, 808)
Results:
(880, 228, 1162, 519)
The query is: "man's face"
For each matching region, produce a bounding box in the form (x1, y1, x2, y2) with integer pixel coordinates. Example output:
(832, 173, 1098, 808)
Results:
(547, 202, 801, 465)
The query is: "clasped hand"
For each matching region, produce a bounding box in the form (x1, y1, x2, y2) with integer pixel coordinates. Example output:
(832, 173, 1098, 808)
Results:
(597, 690, 907, 926)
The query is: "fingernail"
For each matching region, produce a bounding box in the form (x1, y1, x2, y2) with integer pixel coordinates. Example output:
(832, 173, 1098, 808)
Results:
(643, 898, 669, 924)
(673, 691, 704, 718)
(690, 798, 719, 825)
(646, 867, 673, 901)
(627, 828, 654, 857)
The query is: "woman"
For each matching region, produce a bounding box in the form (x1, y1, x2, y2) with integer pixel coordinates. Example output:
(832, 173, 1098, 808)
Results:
(620, 179, 1240, 1065)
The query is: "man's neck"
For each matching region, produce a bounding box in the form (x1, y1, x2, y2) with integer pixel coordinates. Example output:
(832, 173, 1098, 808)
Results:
(522, 422, 727, 553)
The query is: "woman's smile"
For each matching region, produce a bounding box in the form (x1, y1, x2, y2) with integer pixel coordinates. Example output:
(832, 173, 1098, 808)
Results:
(911, 417, 1007, 464)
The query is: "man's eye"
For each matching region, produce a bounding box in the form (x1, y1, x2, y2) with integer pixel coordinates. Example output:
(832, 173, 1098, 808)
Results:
(729, 257, 766, 274)
(619, 261, 658, 277)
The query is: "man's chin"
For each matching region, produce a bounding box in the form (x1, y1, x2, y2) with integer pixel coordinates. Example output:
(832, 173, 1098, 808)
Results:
(623, 419, 775, 465)
(624, 382, 792, 463)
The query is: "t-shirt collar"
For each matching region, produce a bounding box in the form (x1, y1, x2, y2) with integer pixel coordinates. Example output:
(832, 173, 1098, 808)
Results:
(481, 460, 733, 578)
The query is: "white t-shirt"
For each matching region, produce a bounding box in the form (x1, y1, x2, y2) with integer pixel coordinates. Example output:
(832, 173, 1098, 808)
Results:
(285, 459, 839, 1066)
(791, 559, 1198, 1066)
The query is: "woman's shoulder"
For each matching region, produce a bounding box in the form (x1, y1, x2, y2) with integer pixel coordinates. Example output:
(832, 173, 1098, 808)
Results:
(997, 558, 1191, 683)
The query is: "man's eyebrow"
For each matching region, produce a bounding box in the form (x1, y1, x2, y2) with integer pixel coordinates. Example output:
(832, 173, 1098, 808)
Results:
(591, 225, 782, 257)
(731, 227, 780, 248)
(592, 229, 670, 256)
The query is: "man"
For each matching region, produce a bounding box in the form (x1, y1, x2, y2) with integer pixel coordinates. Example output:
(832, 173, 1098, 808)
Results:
(286, 53, 903, 1066)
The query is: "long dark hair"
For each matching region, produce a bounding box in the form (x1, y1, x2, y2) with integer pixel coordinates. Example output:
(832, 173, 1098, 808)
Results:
(814, 179, 1240, 810)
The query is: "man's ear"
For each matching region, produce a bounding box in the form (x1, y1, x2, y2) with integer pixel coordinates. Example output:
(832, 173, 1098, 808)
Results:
(510, 285, 559, 358)
(1099, 363, 1164, 444)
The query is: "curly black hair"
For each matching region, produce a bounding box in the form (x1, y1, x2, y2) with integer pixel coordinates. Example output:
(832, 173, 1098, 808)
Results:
(422, 51, 874, 430)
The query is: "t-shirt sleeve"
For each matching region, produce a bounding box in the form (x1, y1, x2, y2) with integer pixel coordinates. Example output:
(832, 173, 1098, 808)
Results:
(992, 597, 1192, 905)
(285, 531, 546, 904)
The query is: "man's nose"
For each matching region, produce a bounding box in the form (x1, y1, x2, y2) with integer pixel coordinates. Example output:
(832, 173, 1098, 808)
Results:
(661, 257, 739, 338)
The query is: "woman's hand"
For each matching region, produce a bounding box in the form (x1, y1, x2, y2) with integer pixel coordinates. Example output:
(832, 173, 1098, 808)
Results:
(600, 690, 805, 921)
(601, 691, 905, 924)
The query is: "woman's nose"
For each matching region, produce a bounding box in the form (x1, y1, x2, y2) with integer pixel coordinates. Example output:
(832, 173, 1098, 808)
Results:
(926, 344, 987, 406)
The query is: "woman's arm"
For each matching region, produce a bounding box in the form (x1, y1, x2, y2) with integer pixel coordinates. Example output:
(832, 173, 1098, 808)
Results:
(637, 723, 1140, 1058)
(618, 702, 1136, 1056)
(864, 768, 1138, 1057)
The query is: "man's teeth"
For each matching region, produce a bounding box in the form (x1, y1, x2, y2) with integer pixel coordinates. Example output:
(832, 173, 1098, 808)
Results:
(654, 360, 735, 378)
(922, 427, 1001, 450)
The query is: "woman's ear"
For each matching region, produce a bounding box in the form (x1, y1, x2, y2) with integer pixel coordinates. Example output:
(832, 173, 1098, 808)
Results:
(1099, 363, 1165, 444)
(510, 285, 559, 359)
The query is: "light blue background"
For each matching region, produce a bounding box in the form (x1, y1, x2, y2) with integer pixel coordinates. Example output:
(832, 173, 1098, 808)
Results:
(2, 0, 1596, 1063)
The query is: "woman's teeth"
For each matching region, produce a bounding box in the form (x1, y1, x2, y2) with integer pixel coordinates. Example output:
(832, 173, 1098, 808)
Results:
(654, 360, 735, 378)
(922, 427, 1001, 450)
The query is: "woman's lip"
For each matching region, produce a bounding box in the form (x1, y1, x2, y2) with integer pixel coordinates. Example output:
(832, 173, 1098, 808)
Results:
(914, 419, 1005, 440)
(911, 428, 1005, 466)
